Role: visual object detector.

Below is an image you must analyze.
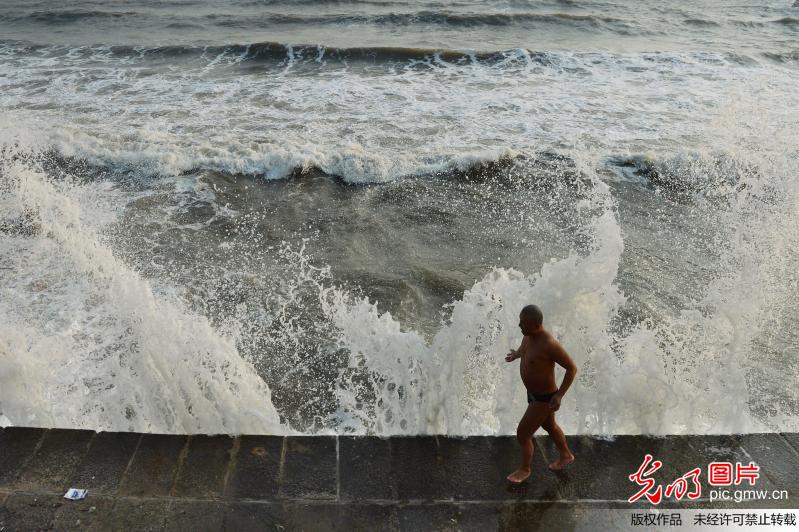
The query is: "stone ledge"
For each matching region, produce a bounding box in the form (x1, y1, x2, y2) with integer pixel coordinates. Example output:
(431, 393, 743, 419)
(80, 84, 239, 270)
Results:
(1, 429, 797, 530)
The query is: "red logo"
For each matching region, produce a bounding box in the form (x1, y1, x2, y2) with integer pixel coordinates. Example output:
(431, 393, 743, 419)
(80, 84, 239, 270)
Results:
(628, 454, 664, 504)
(628, 456, 760, 504)
(708, 462, 733, 486)
(708, 461, 760, 486)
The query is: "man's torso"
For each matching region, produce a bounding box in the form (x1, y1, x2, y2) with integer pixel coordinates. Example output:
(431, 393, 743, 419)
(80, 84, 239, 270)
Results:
(519, 331, 558, 394)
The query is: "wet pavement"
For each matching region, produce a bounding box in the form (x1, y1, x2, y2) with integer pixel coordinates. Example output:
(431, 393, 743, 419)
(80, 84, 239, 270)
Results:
(1, 428, 797, 530)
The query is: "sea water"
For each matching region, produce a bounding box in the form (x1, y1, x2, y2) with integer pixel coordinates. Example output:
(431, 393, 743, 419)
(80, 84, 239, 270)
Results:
(1, 0, 798, 435)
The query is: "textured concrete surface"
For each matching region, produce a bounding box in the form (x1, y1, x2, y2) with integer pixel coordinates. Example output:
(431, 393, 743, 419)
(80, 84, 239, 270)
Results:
(0, 429, 797, 531)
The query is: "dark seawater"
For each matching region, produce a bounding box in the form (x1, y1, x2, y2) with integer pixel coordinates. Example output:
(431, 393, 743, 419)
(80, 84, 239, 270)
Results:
(0, 0, 798, 435)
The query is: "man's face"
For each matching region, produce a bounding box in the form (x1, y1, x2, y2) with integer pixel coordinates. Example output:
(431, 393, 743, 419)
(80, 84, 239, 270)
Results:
(519, 314, 531, 336)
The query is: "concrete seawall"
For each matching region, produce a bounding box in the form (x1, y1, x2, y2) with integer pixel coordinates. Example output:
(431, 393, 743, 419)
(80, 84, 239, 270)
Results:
(1, 428, 797, 530)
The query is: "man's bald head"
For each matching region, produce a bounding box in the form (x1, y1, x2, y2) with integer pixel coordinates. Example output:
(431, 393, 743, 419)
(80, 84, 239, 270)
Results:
(520, 304, 543, 327)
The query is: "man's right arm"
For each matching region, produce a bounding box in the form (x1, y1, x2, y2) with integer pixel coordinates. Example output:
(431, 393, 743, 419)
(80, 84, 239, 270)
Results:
(505, 337, 525, 362)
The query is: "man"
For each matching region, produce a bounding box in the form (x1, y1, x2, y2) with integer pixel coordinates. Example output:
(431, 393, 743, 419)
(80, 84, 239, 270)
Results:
(505, 304, 577, 483)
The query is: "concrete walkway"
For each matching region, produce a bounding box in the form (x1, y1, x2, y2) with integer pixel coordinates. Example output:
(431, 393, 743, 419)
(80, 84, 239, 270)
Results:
(1, 428, 797, 530)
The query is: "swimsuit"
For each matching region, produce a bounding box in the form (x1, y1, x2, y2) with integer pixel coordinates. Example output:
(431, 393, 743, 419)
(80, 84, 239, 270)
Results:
(527, 389, 559, 404)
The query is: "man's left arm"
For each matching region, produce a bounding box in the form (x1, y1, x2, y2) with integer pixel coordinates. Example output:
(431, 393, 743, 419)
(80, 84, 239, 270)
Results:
(549, 341, 578, 411)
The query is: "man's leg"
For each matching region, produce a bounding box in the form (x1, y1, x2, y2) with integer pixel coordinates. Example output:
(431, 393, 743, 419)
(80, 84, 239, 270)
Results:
(542, 412, 575, 470)
(507, 402, 551, 483)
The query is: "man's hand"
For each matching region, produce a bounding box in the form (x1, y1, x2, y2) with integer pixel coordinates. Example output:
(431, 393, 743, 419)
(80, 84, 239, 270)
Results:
(549, 394, 562, 411)
(505, 350, 520, 363)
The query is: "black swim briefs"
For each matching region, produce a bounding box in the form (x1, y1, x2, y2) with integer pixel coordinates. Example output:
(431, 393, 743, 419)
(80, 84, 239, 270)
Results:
(527, 390, 559, 404)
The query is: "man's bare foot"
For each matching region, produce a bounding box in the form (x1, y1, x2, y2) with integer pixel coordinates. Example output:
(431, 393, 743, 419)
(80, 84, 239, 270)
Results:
(507, 468, 532, 483)
(548, 454, 575, 471)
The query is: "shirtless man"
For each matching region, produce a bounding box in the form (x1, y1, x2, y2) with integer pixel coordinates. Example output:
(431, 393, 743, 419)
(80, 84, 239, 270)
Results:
(505, 304, 577, 483)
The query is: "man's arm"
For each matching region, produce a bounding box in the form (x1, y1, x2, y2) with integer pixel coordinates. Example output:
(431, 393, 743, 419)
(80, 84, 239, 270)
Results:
(549, 340, 577, 410)
(505, 336, 526, 362)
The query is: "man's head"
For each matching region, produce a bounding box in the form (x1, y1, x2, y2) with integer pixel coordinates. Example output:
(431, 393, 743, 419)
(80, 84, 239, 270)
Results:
(518, 304, 543, 336)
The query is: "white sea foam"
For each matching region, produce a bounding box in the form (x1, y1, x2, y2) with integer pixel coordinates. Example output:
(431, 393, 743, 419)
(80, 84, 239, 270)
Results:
(1, 47, 795, 183)
(316, 143, 798, 435)
(1, 40, 798, 436)
(0, 156, 285, 434)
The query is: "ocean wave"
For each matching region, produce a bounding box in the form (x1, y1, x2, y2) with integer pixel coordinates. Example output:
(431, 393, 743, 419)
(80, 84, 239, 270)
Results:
(0, 39, 760, 70)
(15, 144, 757, 199)
(761, 50, 799, 63)
(733, 17, 799, 29)
(9, 138, 604, 192)
(0, 159, 286, 434)
(5, 9, 638, 32)
(0, 40, 540, 67)
(212, 11, 627, 27)
(5, 9, 138, 24)
(607, 153, 764, 204)
(14, 144, 535, 185)
(775, 16, 799, 26)
(236, 0, 413, 6)
(3, 105, 798, 435)
(683, 18, 720, 27)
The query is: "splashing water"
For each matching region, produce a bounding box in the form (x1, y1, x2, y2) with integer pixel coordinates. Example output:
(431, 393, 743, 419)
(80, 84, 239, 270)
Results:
(2, 89, 798, 436)
(0, 157, 284, 434)
(2, 0, 798, 436)
(303, 138, 799, 436)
